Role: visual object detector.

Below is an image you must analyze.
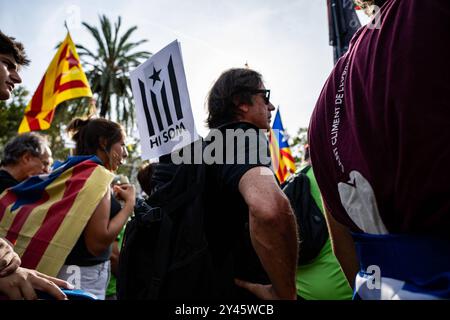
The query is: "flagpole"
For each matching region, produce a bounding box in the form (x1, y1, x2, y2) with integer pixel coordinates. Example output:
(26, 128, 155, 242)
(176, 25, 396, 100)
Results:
(64, 20, 70, 34)
(330, 0, 343, 63)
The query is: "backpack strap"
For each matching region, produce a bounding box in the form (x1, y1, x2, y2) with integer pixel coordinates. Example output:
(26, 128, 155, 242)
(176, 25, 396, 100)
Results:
(280, 165, 311, 189)
(147, 210, 173, 299)
(300, 164, 311, 174)
(146, 165, 205, 299)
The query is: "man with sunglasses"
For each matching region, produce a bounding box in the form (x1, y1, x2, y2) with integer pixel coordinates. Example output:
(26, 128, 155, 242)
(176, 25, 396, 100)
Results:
(203, 68, 298, 300)
(0, 29, 72, 300)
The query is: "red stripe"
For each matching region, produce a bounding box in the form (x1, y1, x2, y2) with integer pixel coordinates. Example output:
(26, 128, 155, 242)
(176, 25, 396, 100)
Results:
(26, 75, 46, 131)
(276, 163, 285, 182)
(0, 191, 18, 222)
(281, 164, 288, 176)
(275, 170, 282, 183)
(26, 116, 42, 132)
(5, 192, 49, 245)
(20, 161, 99, 269)
(57, 44, 68, 66)
(29, 76, 46, 114)
(43, 109, 55, 124)
(53, 74, 62, 94)
(279, 164, 288, 184)
(57, 80, 88, 93)
(280, 149, 295, 162)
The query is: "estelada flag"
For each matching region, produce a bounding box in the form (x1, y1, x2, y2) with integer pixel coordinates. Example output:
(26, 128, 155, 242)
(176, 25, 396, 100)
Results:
(18, 33, 92, 133)
(0, 156, 113, 277)
(269, 108, 296, 184)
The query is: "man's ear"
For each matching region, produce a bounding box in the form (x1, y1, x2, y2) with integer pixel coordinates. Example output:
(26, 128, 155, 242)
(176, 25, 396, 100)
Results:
(237, 103, 250, 113)
(99, 138, 108, 151)
(20, 151, 33, 165)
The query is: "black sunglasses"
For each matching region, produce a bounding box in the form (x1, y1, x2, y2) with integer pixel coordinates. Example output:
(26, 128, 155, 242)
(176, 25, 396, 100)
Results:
(250, 89, 271, 104)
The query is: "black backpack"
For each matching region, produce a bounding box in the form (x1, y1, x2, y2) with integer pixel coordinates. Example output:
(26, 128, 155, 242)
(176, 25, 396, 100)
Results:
(117, 142, 217, 300)
(282, 166, 329, 265)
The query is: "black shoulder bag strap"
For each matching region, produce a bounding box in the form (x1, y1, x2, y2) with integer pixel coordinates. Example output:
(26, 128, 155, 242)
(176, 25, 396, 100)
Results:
(146, 169, 205, 299)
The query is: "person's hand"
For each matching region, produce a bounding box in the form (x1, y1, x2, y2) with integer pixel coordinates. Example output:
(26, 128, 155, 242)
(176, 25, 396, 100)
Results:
(113, 184, 136, 208)
(235, 279, 296, 300)
(0, 238, 21, 277)
(0, 267, 74, 300)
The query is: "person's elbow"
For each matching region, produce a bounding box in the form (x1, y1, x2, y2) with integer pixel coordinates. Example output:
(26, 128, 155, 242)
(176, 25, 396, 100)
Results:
(248, 193, 293, 225)
(84, 235, 111, 257)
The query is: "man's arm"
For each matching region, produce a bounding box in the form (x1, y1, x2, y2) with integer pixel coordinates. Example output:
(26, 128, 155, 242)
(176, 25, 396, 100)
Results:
(322, 201, 359, 289)
(236, 166, 298, 300)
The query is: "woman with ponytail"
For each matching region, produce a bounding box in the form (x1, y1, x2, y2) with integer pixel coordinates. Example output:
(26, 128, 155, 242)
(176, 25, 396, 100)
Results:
(56, 117, 135, 299)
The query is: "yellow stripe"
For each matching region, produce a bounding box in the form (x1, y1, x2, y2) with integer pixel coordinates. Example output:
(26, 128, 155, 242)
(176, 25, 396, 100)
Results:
(0, 201, 18, 239)
(18, 117, 31, 133)
(54, 87, 92, 108)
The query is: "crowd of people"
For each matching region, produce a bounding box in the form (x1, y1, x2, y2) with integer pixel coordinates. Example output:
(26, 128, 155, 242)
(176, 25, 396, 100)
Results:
(0, 0, 449, 300)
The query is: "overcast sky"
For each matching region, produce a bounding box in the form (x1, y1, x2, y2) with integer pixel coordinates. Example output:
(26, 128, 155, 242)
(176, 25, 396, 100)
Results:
(1, 0, 367, 138)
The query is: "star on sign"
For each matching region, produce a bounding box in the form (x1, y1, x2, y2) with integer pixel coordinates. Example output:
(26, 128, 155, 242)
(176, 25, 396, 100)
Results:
(149, 66, 162, 86)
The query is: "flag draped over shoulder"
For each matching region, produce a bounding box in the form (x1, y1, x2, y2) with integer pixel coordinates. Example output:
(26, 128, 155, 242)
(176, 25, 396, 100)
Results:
(18, 32, 92, 133)
(269, 108, 296, 184)
(0, 156, 113, 277)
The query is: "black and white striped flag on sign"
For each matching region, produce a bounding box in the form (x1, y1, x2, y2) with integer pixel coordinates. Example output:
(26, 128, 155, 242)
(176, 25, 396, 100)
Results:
(130, 40, 198, 160)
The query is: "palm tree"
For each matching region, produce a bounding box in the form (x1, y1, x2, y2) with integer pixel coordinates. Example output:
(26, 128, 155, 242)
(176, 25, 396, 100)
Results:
(77, 15, 151, 132)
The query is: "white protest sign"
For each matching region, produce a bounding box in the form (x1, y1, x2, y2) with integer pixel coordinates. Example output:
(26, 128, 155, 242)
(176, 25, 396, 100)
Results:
(130, 40, 198, 160)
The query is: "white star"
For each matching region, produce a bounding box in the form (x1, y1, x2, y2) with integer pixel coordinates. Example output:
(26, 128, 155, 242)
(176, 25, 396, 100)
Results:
(281, 131, 288, 143)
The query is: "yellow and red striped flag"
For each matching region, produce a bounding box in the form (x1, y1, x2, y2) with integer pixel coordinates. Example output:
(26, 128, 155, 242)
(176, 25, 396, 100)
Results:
(0, 156, 113, 277)
(18, 33, 92, 133)
(269, 108, 296, 184)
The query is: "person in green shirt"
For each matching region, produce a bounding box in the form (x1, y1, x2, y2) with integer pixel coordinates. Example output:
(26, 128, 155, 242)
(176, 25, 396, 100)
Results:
(295, 145, 352, 300)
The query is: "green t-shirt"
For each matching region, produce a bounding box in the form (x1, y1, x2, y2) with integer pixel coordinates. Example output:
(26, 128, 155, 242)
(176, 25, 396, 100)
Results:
(295, 167, 352, 300)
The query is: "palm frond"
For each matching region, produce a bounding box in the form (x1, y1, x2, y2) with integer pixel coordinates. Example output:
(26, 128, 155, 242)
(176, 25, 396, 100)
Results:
(79, 15, 150, 130)
(82, 21, 107, 57)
